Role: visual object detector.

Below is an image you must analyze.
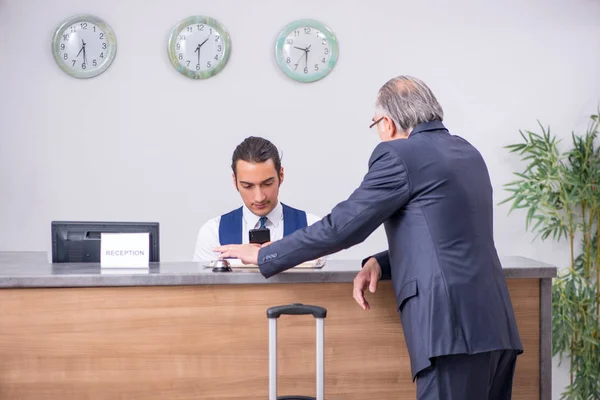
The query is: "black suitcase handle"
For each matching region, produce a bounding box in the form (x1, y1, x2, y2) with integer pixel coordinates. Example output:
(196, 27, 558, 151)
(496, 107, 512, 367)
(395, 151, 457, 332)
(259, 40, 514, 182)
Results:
(267, 303, 327, 319)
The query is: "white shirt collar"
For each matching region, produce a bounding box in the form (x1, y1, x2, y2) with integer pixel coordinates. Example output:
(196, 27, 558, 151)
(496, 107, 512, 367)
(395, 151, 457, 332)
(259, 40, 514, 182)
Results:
(242, 201, 283, 229)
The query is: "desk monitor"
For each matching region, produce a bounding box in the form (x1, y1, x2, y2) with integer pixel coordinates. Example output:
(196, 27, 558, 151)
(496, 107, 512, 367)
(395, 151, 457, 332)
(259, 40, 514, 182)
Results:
(51, 221, 160, 263)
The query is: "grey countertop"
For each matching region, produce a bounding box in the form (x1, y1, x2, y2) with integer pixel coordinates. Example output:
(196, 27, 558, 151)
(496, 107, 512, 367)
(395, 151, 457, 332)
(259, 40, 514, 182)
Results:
(0, 252, 557, 289)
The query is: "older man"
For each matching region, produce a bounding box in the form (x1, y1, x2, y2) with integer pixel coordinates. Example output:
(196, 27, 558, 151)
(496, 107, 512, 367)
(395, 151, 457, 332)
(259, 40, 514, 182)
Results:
(216, 76, 523, 400)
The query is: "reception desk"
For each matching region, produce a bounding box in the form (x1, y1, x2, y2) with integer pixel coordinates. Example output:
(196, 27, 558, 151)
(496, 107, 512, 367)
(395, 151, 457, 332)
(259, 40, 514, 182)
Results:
(0, 252, 556, 400)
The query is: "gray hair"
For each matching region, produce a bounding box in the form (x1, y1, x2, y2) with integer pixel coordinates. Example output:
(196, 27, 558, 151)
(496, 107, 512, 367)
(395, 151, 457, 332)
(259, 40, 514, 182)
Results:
(375, 76, 444, 133)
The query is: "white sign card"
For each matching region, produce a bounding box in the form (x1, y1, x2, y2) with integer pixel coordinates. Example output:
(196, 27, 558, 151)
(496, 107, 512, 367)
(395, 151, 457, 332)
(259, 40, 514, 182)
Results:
(100, 232, 150, 268)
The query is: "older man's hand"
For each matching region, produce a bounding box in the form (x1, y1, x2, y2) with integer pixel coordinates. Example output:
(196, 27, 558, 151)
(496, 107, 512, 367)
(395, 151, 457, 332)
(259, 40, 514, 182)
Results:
(353, 257, 382, 310)
(213, 244, 261, 264)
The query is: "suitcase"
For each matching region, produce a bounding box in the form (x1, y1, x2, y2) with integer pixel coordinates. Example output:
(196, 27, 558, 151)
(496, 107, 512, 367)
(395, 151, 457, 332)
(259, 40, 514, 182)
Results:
(267, 303, 327, 400)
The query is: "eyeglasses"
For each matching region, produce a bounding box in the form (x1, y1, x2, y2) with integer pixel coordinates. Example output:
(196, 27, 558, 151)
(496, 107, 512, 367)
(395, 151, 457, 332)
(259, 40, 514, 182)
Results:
(369, 117, 384, 129)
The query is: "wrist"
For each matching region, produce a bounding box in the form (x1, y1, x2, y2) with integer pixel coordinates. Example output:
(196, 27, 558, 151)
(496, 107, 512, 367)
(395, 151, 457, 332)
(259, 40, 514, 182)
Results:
(361, 257, 381, 278)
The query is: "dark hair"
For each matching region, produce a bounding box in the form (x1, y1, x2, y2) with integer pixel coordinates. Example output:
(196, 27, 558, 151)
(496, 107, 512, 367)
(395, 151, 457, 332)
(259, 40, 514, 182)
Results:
(231, 136, 282, 177)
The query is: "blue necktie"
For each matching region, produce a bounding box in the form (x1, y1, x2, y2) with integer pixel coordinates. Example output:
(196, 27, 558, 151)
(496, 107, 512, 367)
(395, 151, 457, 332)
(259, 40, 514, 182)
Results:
(259, 217, 267, 228)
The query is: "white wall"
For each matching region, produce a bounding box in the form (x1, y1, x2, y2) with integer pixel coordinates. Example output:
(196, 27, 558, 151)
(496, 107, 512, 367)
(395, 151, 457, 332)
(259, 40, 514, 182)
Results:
(1, 0, 599, 397)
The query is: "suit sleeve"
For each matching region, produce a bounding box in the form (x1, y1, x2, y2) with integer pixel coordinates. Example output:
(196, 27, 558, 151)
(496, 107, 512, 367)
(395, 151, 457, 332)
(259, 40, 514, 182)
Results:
(258, 143, 410, 278)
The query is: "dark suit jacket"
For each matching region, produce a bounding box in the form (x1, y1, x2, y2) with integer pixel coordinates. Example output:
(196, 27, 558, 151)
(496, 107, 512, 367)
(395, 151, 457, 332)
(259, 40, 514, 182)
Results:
(258, 121, 523, 379)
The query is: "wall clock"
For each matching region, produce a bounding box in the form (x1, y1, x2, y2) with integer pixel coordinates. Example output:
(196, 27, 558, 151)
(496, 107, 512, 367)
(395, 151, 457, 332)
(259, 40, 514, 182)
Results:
(274, 19, 339, 83)
(52, 15, 117, 79)
(167, 16, 231, 80)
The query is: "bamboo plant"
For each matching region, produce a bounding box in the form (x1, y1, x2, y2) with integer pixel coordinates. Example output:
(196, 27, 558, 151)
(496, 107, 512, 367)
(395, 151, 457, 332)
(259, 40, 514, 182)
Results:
(501, 112, 600, 399)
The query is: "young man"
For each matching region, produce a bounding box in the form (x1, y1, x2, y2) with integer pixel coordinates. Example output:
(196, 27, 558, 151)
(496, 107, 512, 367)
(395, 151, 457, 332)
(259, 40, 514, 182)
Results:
(192, 136, 321, 262)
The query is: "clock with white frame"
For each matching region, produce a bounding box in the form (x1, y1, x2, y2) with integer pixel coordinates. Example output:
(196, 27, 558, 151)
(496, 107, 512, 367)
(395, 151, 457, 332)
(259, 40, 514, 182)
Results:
(167, 16, 231, 80)
(51, 15, 117, 79)
(275, 19, 339, 83)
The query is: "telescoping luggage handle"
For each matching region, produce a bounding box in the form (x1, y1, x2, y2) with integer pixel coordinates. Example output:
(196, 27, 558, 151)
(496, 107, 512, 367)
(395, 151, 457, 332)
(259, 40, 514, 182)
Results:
(267, 303, 327, 400)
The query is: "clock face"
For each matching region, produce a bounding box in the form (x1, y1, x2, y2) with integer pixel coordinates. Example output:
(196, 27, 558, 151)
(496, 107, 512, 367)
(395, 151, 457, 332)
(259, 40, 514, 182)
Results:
(168, 16, 231, 80)
(52, 15, 117, 79)
(275, 19, 339, 83)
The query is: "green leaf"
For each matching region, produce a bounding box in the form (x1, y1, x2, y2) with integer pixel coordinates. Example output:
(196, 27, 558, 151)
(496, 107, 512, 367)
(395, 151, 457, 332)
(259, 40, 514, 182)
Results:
(508, 114, 600, 399)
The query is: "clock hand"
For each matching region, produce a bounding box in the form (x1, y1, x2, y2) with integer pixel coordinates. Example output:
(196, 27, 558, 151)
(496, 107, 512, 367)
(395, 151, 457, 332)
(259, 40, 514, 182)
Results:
(294, 51, 305, 69)
(305, 47, 309, 70)
(82, 39, 88, 65)
(199, 37, 210, 47)
(76, 44, 84, 59)
(194, 37, 210, 67)
(293, 43, 310, 65)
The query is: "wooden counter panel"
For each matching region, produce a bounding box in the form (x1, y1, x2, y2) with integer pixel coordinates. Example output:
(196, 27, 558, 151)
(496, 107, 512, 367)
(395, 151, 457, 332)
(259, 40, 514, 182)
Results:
(0, 279, 539, 399)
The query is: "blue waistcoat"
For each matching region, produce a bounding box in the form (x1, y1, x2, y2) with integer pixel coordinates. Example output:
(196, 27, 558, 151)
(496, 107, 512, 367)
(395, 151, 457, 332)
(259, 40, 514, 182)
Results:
(218, 203, 308, 245)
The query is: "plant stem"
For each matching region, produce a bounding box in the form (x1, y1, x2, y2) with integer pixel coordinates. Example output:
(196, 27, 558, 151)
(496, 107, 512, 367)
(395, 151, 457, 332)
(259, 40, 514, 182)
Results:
(583, 202, 591, 279)
(596, 210, 600, 319)
(570, 227, 575, 272)
(568, 208, 576, 386)
(570, 334, 575, 385)
(587, 205, 594, 280)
